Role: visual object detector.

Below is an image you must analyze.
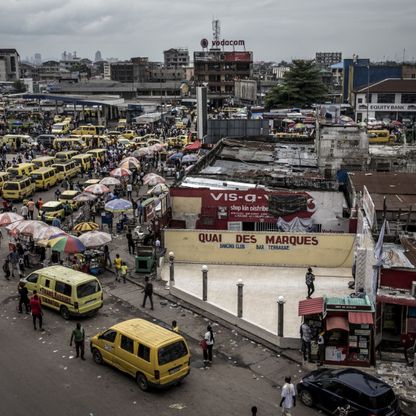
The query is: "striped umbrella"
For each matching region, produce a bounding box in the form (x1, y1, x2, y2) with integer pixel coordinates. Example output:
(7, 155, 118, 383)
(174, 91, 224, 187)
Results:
(84, 184, 110, 195)
(100, 177, 121, 186)
(110, 167, 132, 178)
(73, 192, 97, 203)
(105, 198, 133, 213)
(33, 226, 66, 241)
(73, 222, 100, 233)
(142, 173, 166, 186)
(14, 220, 49, 237)
(0, 212, 23, 226)
(48, 235, 86, 253)
(119, 157, 140, 170)
(79, 231, 112, 248)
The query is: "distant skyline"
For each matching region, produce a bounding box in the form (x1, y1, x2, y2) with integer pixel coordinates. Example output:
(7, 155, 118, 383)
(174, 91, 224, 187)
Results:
(1, 0, 416, 63)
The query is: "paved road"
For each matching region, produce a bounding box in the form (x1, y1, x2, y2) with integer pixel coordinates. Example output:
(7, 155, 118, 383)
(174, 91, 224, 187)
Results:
(0, 281, 320, 416)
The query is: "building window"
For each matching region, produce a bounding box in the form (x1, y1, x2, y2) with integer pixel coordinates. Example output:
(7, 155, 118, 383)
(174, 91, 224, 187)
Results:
(377, 94, 395, 104)
(358, 98, 363, 104)
(401, 94, 416, 104)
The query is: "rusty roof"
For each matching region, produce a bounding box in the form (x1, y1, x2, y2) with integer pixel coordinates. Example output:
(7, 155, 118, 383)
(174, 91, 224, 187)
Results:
(356, 78, 416, 93)
(349, 172, 416, 195)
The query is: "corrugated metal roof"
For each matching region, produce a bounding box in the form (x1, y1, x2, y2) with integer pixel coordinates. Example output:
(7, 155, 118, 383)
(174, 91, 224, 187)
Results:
(298, 297, 324, 316)
(356, 78, 416, 93)
(349, 172, 416, 195)
(348, 312, 374, 324)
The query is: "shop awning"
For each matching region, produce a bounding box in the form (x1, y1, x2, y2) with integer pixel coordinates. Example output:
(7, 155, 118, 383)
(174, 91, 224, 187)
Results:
(348, 312, 374, 325)
(326, 316, 349, 332)
(298, 297, 324, 316)
(377, 294, 416, 307)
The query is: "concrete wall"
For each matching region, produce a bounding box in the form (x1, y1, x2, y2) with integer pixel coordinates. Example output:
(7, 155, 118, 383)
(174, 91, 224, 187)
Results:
(164, 229, 355, 267)
(206, 119, 269, 144)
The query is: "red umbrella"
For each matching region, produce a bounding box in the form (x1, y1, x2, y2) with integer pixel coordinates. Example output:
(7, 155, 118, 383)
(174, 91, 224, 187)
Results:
(185, 140, 202, 151)
(0, 212, 23, 226)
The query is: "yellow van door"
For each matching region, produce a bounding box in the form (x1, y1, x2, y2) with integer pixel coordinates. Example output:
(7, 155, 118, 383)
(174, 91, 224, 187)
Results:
(157, 340, 190, 384)
(113, 334, 137, 376)
(94, 329, 117, 364)
(39, 277, 60, 311)
(75, 279, 103, 315)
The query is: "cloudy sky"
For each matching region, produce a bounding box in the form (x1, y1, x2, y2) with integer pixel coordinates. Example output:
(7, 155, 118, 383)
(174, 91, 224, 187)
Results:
(1, 0, 415, 63)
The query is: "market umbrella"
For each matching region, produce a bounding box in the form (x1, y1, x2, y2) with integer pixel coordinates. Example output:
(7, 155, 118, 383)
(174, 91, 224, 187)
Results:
(14, 220, 49, 237)
(0, 212, 23, 226)
(84, 184, 110, 195)
(184, 140, 201, 151)
(282, 118, 294, 123)
(391, 120, 402, 126)
(133, 147, 152, 157)
(119, 157, 140, 170)
(142, 173, 166, 186)
(73, 222, 100, 233)
(182, 154, 198, 164)
(147, 183, 169, 196)
(5, 220, 24, 236)
(105, 198, 133, 213)
(294, 123, 306, 130)
(79, 231, 112, 248)
(100, 177, 121, 186)
(168, 152, 184, 161)
(48, 235, 86, 253)
(110, 167, 132, 178)
(33, 226, 66, 241)
(73, 192, 97, 203)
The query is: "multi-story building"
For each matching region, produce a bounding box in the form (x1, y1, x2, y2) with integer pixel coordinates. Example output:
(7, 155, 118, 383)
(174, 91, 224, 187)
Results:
(103, 62, 111, 80)
(315, 52, 342, 68)
(0, 49, 20, 81)
(353, 78, 416, 123)
(111, 57, 152, 83)
(193, 49, 253, 105)
(163, 48, 189, 68)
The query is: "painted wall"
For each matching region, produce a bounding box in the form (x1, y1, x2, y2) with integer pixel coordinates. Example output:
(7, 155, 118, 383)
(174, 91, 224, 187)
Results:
(164, 230, 355, 267)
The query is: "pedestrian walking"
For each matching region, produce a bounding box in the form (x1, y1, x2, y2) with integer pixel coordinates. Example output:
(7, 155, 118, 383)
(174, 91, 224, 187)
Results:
(305, 267, 315, 298)
(120, 261, 128, 284)
(27, 198, 35, 220)
(300, 321, 312, 362)
(30, 290, 43, 331)
(103, 244, 111, 268)
(126, 182, 132, 200)
(3, 258, 10, 280)
(70, 322, 86, 360)
(126, 229, 135, 255)
(20, 203, 28, 220)
(171, 320, 179, 333)
(203, 324, 215, 366)
(141, 276, 154, 310)
(113, 254, 122, 282)
(8, 249, 19, 278)
(279, 376, 296, 415)
(18, 282, 30, 313)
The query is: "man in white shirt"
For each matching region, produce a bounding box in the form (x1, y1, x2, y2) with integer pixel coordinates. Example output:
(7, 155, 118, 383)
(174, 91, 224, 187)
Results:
(20, 204, 29, 220)
(280, 376, 296, 415)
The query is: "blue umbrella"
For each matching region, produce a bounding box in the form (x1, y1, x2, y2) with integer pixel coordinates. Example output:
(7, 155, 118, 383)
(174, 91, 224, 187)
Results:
(105, 198, 133, 213)
(12, 120, 23, 126)
(168, 152, 184, 160)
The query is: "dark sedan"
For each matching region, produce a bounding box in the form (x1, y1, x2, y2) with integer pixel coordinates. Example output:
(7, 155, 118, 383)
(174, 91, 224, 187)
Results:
(297, 368, 400, 415)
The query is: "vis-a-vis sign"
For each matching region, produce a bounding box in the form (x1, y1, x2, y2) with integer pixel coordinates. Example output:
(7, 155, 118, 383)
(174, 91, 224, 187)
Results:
(164, 230, 355, 267)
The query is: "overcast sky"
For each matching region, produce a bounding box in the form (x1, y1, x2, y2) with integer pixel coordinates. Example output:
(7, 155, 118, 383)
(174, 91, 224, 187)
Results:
(1, 0, 415, 63)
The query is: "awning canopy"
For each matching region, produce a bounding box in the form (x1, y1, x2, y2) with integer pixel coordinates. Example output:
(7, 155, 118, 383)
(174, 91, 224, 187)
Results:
(377, 294, 416, 307)
(348, 312, 374, 325)
(298, 297, 324, 316)
(326, 316, 349, 332)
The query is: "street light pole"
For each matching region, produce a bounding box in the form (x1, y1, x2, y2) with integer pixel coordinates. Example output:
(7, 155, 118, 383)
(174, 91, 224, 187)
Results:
(277, 295, 286, 337)
(201, 265, 208, 301)
(168, 251, 175, 286)
(237, 279, 244, 318)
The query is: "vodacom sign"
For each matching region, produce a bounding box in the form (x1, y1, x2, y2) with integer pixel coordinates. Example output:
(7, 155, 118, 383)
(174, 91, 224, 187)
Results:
(200, 38, 245, 48)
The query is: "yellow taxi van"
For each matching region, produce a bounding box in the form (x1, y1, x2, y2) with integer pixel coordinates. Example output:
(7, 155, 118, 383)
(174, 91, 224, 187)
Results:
(51, 121, 71, 135)
(53, 138, 86, 151)
(2, 176, 35, 200)
(32, 156, 55, 169)
(0, 172, 10, 195)
(72, 125, 105, 136)
(21, 265, 103, 320)
(52, 160, 80, 181)
(55, 150, 79, 161)
(87, 148, 107, 162)
(367, 129, 392, 144)
(90, 318, 191, 391)
(72, 153, 92, 171)
(30, 167, 58, 190)
(7, 162, 36, 177)
(37, 200, 65, 222)
(59, 190, 80, 210)
(0, 134, 35, 150)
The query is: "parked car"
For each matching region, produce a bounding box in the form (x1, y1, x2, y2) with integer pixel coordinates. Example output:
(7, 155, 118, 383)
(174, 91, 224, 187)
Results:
(297, 368, 400, 415)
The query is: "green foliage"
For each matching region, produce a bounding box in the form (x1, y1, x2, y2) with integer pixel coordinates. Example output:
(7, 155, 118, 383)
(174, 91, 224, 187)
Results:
(265, 60, 327, 109)
(12, 80, 27, 93)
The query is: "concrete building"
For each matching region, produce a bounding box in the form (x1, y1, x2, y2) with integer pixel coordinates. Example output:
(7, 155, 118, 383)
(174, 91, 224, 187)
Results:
(271, 65, 290, 80)
(353, 78, 416, 123)
(194, 49, 253, 105)
(103, 62, 111, 80)
(0, 49, 20, 81)
(163, 48, 189, 68)
(316, 124, 369, 176)
(95, 50, 102, 62)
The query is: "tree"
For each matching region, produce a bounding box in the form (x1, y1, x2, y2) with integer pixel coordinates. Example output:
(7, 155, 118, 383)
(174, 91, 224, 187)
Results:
(12, 80, 27, 93)
(265, 60, 327, 109)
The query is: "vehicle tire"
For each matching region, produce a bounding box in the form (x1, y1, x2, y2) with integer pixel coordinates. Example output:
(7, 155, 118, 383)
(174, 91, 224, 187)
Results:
(92, 348, 103, 365)
(300, 389, 314, 407)
(136, 373, 149, 391)
(60, 305, 70, 320)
